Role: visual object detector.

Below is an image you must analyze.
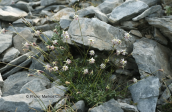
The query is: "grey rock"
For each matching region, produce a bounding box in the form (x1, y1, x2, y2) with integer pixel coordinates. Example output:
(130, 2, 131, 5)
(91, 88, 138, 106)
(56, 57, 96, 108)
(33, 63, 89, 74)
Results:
(120, 21, 140, 29)
(69, 0, 79, 6)
(133, 5, 162, 21)
(138, 0, 160, 6)
(60, 15, 72, 29)
(119, 103, 139, 112)
(7, 26, 32, 33)
(0, 34, 12, 54)
(35, 23, 58, 32)
(0, 0, 16, 5)
(42, 5, 66, 12)
(40, 30, 54, 42)
(97, 0, 123, 14)
(51, 79, 61, 88)
(2, 71, 50, 96)
(77, 6, 108, 22)
(0, 6, 28, 22)
(40, 10, 54, 17)
(153, 28, 168, 45)
(146, 16, 172, 42)
(13, 29, 34, 54)
(72, 100, 85, 112)
(11, 1, 33, 12)
(117, 98, 132, 105)
(0, 73, 4, 88)
(2, 47, 20, 63)
(20, 79, 46, 94)
(109, 0, 148, 24)
(13, 18, 40, 27)
(158, 83, 172, 104)
(41, 0, 68, 6)
(0, 86, 67, 112)
(89, 99, 124, 112)
(0, 52, 33, 73)
(130, 30, 142, 38)
(128, 76, 160, 112)
(132, 38, 172, 79)
(51, 8, 75, 21)
(54, 98, 67, 110)
(67, 18, 138, 52)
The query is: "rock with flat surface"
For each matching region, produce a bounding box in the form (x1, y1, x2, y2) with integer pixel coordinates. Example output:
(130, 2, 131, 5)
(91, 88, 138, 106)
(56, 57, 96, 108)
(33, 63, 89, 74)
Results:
(0, 86, 67, 112)
(109, 0, 148, 24)
(129, 76, 160, 112)
(41, 0, 68, 6)
(2, 71, 50, 96)
(2, 47, 20, 63)
(89, 99, 124, 112)
(119, 103, 139, 112)
(139, 0, 160, 6)
(133, 5, 162, 21)
(97, 0, 123, 14)
(146, 16, 172, 42)
(153, 28, 168, 45)
(132, 38, 172, 79)
(67, 18, 138, 52)
(0, 34, 12, 54)
(0, 6, 28, 22)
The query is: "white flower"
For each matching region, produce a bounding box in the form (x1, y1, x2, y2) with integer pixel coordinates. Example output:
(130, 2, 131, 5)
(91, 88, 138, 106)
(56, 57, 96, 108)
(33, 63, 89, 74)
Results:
(53, 66, 58, 71)
(52, 61, 57, 66)
(88, 57, 95, 64)
(116, 50, 121, 55)
(46, 45, 50, 49)
(64, 34, 70, 40)
(121, 49, 127, 55)
(53, 29, 57, 32)
(133, 78, 137, 83)
(100, 63, 106, 69)
(50, 45, 55, 50)
(0, 28, 5, 34)
(124, 33, 131, 40)
(88, 39, 94, 45)
(74, 14, 79, 20)
(62, 31, 68, 36)
(120, 58, 127, 65)
(35, 30, 41, 36)
(23, 42, 30, 48)
(52, 40, 58, 45)
(111, 38, 121, 45)
(64, 59, 71, 65)
(83, 69, 88, 74)
(62, 65, 68, 71)
(89, 50, 95, 56)
(44, 64, 51, 71)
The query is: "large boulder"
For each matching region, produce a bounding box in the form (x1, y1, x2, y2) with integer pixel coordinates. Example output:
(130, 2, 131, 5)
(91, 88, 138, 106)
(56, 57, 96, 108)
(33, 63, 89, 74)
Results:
(67, 18, 138, 52)
(132, 38, 172, 79)
(129, 76, 160, 112)
(109, 0, 148, 24)
(0, 6, 28, 22)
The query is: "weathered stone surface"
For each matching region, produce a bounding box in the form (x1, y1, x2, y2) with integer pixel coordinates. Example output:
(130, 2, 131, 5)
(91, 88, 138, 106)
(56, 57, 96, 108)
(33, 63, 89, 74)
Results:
(12, 1, 33, 12)
(133, 5, 162, 21)
(89, 99, 124, 112)
(72, 100, 85, 112)
(76, 6, 108, 22)
(0, 73, 4, 88)
(13, 29, 34, 54)
(128, 76, 160, 112)
(161, 0, 172, 6)
(2, 47, 20, 63)
(120, 21, 140, 29)
(0, 34, 12, 54)
(0, 52, 32, 73)
(51, 8, 75, 21)
(146, 16, 172, 42)
(35, 23, 58, 32)
(0, 6, 28, 22)
(0, 86, 67, 112)
(54, 98, 67, 110)
(139, 0, 160, 6)
(41, 0, 68, 6)
(40, 30, 54, 42)
(2, 71, 50, 96)
(132, 38, 172, 79)
(130, 30, 142, 37)
(97, 0, 123, 14)
(153, 28, 168, 45)
(158, 83, 172, 104)
(20, 79, 46, 94)
(109, 0, 148, 24)
(7, 26, 32, 33)
(67, 18, 138, 52)
(13, 18, 40, 27)
(119, 103, 139, 112)
(60, 15, 72, 29)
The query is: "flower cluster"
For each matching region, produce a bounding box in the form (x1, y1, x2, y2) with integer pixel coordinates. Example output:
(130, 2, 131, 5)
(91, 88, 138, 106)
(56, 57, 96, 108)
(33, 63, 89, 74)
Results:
(83, 69, 88, 74)
(35, 30, 41, 36)
(124, 33, 131, 41)
(116, 49, 127, 55)
(46, 45, 55, 50)
(120, 58, 127, 69)
(88, 57, 95, 64)
(62, 65, 68, 71)
(111, 38, 121, 45)
(62, 31, 70, 40)
(64, 59, 72, 65)
(100, 63, 106, 69)
(52, 40, 58, 45)
(74, 14, 79, 20)
(0, 28, 6, 34)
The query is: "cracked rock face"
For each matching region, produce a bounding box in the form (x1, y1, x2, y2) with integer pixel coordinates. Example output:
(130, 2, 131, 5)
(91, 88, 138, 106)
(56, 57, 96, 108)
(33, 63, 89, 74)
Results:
(132, 38, 172, 79)
(67, 18, 138, 52)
